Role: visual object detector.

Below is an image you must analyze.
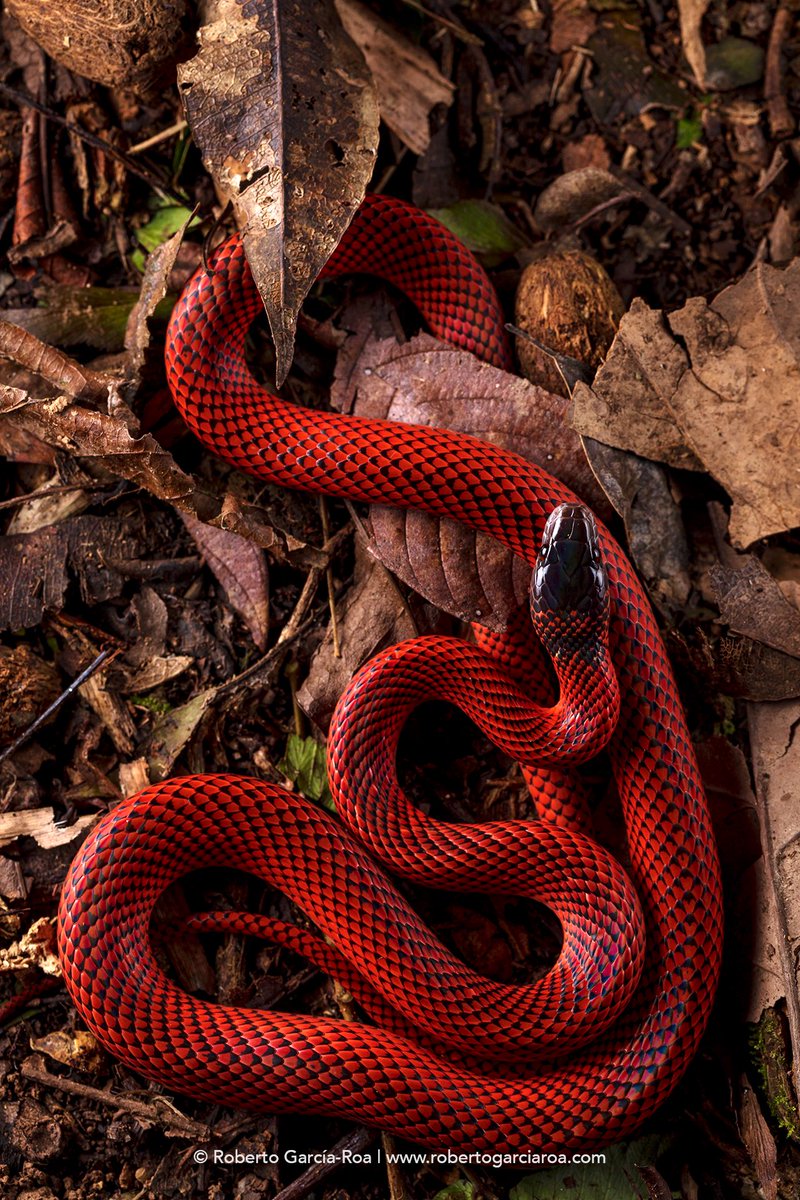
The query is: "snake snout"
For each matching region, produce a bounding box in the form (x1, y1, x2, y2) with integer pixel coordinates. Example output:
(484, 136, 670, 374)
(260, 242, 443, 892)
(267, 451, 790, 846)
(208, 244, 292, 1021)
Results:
(531, 503, 608, 617)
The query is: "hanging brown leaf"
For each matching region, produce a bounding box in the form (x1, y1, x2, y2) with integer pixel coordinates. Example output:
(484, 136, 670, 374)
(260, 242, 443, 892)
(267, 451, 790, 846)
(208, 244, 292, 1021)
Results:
(181, 512, 270, 651)
(332, 331, 611, 630)
(177, 0, 379, 385)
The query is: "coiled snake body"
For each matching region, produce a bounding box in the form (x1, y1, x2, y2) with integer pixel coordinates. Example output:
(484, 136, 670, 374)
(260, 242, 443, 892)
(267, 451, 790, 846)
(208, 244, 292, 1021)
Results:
(58, 195, 723, 1152)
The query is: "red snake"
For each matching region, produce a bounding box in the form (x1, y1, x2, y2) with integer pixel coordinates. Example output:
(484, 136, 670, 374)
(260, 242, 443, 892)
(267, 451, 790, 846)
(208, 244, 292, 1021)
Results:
(58, 194, 723, 1153)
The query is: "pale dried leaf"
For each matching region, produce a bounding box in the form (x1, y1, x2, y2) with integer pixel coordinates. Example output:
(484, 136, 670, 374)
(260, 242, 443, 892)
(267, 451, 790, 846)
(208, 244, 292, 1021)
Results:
(667, 263, 800, 546)
(748, 699, 800, 1106)
(182, 511, 270, 650)
(125, 656, 194, 693)
(178, 0, 379, 384)
(335, 0, 454, 155)
(677, 0, 711, 88)
(572, 265, 800, 547)
(571, 299, 701, 471)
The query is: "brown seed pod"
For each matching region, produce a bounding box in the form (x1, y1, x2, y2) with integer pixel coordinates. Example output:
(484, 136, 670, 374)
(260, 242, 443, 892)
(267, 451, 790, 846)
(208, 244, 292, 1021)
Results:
(514, 249, 625, 395)
(0, 644, 61, 745)
(6, 0, 193, 96)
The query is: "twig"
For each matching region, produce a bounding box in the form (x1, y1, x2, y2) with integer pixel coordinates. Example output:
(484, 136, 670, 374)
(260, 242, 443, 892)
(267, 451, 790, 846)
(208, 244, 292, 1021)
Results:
(129, 119, 189, 155)
(215, 570, 321, 696)
(399, 0, 484, 44)
(21, 1057, 212, 1139)
(0, 482, 107, 512)
(319, 498, 341, 658)
(0, 649, 115, 766)
(765, 2, 796, 140)
(608, 169, 692, 239)
(271, 1127, 377, 1200)
(0, 81, 190, 206)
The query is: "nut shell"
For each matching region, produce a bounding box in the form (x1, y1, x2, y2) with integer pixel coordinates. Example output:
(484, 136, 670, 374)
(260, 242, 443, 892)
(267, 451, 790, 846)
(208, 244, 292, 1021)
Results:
(6, 0, 192, 95)
(515, 250, 625, 395)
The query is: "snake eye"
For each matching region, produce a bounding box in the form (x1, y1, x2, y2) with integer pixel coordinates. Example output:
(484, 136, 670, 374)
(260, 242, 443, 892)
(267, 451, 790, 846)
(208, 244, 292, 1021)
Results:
(531, 504, 608, 616)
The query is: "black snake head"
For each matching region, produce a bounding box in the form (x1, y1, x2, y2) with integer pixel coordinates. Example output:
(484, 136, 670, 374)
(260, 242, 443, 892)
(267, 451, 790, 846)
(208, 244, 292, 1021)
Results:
(531, 504, 608, 616)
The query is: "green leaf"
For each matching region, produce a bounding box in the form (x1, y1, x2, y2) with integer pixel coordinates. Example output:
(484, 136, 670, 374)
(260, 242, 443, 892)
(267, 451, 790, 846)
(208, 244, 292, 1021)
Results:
(676, 114, 702, 149)
(428, 200, 527, 265)
(132, 202, 199, 270)
(279, 734, 333, 809)
(432, 1184, 476, 1200)
(509, 1135, 674, 1200)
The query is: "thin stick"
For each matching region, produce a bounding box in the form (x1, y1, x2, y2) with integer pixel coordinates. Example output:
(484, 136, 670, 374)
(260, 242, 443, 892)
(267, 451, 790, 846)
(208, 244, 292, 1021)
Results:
(271, 1127, 377, 1200)
(319, 498, 341, 658)
(0, 648, 115, 765)
(215, 570, 321, 696)
(21, 1058, 212, 1139)
(129, 119, 189, 156)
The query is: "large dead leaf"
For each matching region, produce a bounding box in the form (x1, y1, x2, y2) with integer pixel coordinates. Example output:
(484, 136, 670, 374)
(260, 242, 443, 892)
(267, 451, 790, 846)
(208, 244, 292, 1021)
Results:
(178, 0, 379, 384)
(332, 332, 611, 630)
(572, 262, 800, 547)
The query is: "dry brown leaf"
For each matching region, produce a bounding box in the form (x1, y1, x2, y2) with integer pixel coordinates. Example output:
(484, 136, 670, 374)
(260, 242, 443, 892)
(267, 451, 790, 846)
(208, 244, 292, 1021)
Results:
(297, 545, 429, 729)
(0, 389, 194, 504)
(332, 332, 611, 630)
(582, 439, 690, 610)
(178, 0, 379, 384)
(182, 511, 270, 651)
(335, 0, 454, 155)
(710, 556, 800, 659)
(572, 265, 800, 546)
(571, 299, 701, 471)
(667, 264, 800, 546)
(145, 689, 218, 781)
(31, 1029, 106, 1074)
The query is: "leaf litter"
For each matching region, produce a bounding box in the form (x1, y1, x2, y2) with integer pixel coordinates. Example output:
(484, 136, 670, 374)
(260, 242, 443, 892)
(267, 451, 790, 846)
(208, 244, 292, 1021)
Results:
(0, 0, 800, 1197)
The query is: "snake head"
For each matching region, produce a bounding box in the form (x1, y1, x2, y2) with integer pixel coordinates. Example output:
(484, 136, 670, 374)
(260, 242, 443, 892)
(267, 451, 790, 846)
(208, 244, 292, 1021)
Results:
(530, 503, 610, 664)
